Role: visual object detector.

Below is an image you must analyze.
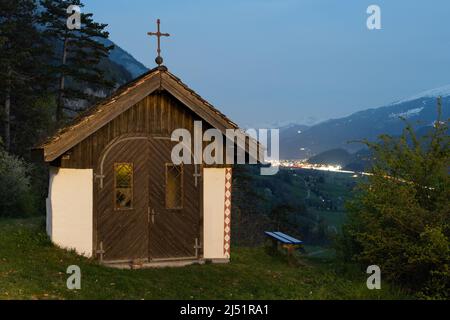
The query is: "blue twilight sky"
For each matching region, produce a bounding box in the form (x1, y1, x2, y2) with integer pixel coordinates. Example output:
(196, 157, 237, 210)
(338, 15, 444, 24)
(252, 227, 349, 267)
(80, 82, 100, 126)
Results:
(85, 0, 450, 127)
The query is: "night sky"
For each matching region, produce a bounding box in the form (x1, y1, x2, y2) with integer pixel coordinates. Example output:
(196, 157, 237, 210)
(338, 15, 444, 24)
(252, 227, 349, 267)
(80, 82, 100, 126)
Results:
(86, 0, 450, 127)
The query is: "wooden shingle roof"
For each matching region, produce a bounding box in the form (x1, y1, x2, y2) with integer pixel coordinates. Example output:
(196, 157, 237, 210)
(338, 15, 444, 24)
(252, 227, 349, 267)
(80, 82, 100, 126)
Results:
(36, 66, 258, 162)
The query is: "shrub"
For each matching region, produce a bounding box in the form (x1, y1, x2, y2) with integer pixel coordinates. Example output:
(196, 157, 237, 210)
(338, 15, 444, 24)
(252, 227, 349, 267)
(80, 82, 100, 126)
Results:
(337, 100, 450, 299)
(0, 144, 36, 217)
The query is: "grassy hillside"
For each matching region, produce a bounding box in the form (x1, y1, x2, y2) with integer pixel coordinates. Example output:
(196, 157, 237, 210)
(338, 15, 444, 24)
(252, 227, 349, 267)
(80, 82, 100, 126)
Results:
(0, 218, 408, 300)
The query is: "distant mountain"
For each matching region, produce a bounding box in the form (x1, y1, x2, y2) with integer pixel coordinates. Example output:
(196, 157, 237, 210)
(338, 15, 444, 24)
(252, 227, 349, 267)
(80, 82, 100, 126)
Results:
(343, 149, 373, 172)
(280, 123, 310, 135)
(308, 149, 353, 167)
(280, 87, 450, 159)
(242, 117, 321, 130)
(308, 148, 373, 172)
(98, 38, 149, 79)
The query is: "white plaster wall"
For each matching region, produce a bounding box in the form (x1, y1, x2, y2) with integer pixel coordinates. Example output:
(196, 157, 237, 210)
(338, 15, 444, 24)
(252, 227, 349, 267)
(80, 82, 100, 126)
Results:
(203, 168, 227, 260)
(47, 167, 93, 257)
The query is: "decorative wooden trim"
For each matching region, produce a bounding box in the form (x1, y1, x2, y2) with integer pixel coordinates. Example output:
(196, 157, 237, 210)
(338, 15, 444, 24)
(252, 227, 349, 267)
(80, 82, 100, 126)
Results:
(39, 68, 263, 164)
(97, 135, 150, 189)
(44, 75, 161, 162)
(223, 168, 232, 258)
(160, 73, 234, 133)
(198, 164, 204, 258)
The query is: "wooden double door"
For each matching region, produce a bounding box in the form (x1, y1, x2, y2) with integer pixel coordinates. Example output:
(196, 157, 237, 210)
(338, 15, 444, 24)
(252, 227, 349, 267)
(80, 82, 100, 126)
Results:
(96, 137, 201, 262)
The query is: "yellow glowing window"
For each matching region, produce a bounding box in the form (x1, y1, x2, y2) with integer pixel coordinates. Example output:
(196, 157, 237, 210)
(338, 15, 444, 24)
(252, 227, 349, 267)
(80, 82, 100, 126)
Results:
(114, 163, 133, 210)
(166, 164, 183, 209)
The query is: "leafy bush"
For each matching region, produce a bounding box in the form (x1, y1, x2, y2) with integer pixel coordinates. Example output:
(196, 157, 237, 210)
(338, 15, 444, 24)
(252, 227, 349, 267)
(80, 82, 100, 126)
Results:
(0, 144, 36, 217)
(337, 101, 450, 299)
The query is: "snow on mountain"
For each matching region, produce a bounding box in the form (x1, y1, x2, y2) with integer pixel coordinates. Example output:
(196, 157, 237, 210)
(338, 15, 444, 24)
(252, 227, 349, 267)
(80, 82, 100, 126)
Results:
(389, 107, 424, 119)
(279, 88, 450, 160)
(391, 84, 450, 105)
(242, 117, 323, 130)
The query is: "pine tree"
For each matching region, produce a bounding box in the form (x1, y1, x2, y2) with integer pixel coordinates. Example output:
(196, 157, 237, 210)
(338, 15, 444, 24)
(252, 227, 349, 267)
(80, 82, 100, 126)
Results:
(0, 0, 47, 152)
(39, 0, 114, 121)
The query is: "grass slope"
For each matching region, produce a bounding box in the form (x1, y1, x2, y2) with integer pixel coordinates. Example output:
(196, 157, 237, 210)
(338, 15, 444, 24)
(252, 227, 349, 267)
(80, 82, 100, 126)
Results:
(0, 218, 408, 300)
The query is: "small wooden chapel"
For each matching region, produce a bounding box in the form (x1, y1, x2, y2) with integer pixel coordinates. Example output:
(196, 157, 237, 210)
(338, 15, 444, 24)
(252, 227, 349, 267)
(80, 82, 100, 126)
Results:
(35, 20, 261, 267)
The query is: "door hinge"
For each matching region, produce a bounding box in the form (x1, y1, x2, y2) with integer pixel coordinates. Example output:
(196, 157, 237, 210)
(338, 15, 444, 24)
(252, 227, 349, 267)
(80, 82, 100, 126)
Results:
(194, 238, 202, 257)
(148, 207, 157, 224)
(96, 241, 105, 262)
(152, 208, 156, 224)
(94, 174, 105, 189)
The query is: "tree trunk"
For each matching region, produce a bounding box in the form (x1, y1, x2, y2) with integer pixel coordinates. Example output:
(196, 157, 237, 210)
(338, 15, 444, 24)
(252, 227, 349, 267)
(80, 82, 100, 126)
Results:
(56, 37, 69, 122)
(3, 68, 11, 151)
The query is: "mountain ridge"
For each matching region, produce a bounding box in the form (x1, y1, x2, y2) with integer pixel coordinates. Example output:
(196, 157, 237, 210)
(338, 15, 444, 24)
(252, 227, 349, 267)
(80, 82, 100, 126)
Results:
(98, 40, 449, 163)
(280, 88, 450, 160)
(97, 38, 149, 79)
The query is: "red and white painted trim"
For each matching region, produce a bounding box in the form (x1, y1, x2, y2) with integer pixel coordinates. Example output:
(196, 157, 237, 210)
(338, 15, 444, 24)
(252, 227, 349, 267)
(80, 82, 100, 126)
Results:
(223, 168, 232, 258)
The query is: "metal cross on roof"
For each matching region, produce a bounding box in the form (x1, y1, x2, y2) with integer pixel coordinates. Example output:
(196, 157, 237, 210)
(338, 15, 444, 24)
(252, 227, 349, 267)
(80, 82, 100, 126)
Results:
(147, 19, 170, 66)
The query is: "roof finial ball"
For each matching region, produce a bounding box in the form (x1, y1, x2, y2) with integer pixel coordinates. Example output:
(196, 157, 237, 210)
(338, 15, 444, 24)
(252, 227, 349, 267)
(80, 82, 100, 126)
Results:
(147, 19, 170, 67)
(155, 55, 164, 66)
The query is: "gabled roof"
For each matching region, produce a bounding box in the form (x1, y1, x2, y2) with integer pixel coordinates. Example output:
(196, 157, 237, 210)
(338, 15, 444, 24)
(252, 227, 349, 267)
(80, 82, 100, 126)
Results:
(37, 66, 260, 162)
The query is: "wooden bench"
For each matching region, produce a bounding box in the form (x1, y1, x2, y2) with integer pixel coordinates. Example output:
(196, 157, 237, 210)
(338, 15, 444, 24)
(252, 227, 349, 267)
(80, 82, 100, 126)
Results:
(265, 231, 303, 262)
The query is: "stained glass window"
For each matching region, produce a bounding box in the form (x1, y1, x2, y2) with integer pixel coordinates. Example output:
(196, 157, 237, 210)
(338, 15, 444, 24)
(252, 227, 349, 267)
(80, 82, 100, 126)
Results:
(114, 163, 133, 210)
(166, 164, 183, 209)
